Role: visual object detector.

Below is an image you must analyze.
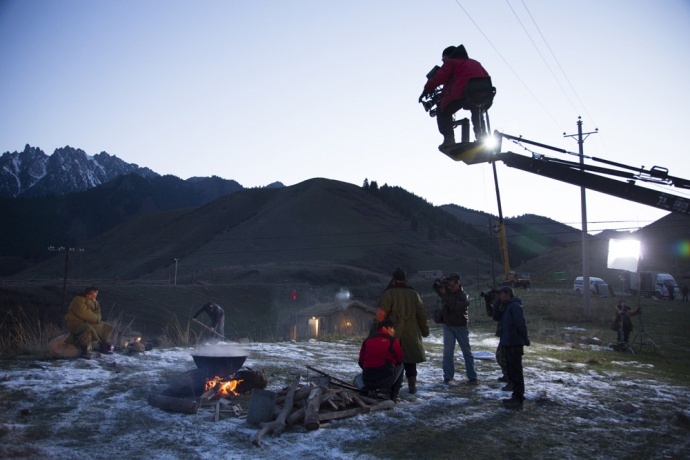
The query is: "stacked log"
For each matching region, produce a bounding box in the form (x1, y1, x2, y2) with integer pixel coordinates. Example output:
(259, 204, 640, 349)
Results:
(251, 372, 395, 446)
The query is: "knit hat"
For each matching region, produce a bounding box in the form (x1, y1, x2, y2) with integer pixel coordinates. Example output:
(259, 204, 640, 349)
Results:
(392, 268, 407, 281)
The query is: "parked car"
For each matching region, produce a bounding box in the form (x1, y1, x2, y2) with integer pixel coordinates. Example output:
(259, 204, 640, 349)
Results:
(573, 276, 611, 296)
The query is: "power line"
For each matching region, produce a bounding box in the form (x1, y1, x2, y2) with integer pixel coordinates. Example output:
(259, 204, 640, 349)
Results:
(519, 0, 599, 129)
(453, 0, 564, 132)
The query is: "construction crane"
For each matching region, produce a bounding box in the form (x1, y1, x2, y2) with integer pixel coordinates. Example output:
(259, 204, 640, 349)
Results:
(490, 158, 532, 288)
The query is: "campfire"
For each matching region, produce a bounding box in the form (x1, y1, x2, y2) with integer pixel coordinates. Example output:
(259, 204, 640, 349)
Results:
(202, 375, 244, 400)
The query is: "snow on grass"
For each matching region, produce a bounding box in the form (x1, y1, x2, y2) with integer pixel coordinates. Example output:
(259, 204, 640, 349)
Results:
(1, 329, 689, 459)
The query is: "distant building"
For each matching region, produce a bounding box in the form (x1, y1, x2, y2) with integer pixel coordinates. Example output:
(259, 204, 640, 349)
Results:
(285, 301, 377, 340)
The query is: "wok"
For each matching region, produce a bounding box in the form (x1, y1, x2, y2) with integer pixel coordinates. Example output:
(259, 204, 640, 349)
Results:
(191, 350, 247, 377)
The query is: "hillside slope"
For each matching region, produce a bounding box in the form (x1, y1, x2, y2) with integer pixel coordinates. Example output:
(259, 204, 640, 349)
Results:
(16, 178, 491, 283)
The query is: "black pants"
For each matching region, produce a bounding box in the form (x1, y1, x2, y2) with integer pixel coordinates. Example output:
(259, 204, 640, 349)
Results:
(403, 362, 417, 378)
(436, 99, 481, 139)
(504, 345, 525, 401)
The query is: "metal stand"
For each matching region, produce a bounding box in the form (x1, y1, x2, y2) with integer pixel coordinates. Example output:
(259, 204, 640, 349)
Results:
(630, 308, 659, 354)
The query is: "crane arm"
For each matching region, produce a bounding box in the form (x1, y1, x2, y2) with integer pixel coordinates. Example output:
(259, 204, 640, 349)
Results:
(444, 135, 690, 216)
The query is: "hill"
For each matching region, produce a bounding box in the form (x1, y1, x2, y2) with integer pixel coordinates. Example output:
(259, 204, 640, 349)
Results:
(441, 204, 581, 265)
(0, 173, 245, 267)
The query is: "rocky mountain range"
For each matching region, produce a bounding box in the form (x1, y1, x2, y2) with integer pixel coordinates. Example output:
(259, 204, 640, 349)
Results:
(0, 144, 161, 198)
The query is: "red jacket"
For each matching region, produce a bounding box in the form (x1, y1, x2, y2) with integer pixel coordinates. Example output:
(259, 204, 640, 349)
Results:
(424, 58, 490, 111)
(359, 331, 403, 369)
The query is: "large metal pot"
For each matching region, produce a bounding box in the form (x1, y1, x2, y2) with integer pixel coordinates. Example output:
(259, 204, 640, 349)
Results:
(191, 345, 248, 377)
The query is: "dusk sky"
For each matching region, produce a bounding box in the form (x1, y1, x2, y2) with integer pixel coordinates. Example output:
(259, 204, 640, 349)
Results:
(2, 0, 689, 233)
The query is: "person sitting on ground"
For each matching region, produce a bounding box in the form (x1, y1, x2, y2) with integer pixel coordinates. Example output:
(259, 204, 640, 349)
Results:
(358, 319, 404, 402)
(192, 301, 225, 339)
(65, 286, 114, 359)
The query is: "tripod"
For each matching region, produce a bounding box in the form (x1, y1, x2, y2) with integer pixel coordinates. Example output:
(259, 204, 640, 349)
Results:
(629, 299, 659, 353)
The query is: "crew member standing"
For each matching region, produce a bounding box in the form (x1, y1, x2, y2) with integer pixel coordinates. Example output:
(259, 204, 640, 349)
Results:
(376, 268, 429, 394)
(494, 286, 530, 409)
(193, 302, 225, 340)
(437, 274, 478, 385)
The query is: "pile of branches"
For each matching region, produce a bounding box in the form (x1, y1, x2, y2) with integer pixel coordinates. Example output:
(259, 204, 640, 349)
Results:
(252, 370, 395, 446)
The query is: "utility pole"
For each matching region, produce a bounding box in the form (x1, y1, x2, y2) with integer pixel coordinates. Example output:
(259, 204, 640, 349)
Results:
(564, 117, 598, 317)
(173, 258, 179, 286)
(48, 246, 84, 307)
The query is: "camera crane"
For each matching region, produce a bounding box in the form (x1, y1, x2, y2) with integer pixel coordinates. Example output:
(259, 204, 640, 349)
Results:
(441, 134, 690, 216)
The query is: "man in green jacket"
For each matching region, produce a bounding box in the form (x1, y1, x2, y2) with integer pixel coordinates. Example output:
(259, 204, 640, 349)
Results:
(376, 268, 429, 394)
(65, 286, 114, 359)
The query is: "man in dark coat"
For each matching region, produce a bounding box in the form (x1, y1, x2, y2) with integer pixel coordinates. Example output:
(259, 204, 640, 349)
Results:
(193, 302, 225, 340)
(376, 268, 429, 394)
(420, 44, 491, 148)
(438, 274, 477, 385)
(358, 319, 404, 402)
(494, 286, 530, 409)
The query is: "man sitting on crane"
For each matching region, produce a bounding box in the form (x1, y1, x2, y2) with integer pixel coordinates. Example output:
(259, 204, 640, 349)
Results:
(419, 45, 491, 150)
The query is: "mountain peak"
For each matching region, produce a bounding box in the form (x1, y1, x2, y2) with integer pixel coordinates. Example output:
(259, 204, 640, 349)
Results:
(0, 146, 158, 197)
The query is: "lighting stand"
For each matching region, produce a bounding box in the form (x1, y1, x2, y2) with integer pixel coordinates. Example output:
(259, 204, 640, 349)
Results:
(629, 295, 659, 353)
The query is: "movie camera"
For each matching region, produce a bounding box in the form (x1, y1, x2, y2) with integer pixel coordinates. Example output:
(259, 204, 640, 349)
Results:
(432, 274, 463, 296)
(480, 289, 499, 317)
(420, 66, 442, 117)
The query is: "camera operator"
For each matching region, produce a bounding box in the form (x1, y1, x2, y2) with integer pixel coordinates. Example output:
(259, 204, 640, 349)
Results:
(493, 286, 530, 409)
(419, 44, 491, 149)
(435, 274, 478, 385)
(614, 300, 640, 344)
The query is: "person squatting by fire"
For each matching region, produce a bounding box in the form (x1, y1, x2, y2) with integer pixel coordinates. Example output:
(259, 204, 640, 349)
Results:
(64, 285, 114, 359)
(358, 319, 404, 403)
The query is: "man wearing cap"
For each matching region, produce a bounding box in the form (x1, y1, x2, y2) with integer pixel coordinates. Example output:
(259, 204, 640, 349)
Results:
(358, 319, 404, 402)
(493, 286, 530, 409)
(376, 268, 429, 394)
(438, 274, 478, 385)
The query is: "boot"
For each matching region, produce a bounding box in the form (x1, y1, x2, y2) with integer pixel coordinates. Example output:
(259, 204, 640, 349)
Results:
(80, 345, 92, 360)
(100, 342, 114, 354)
(438, 134, 456, 150)
(407, 376, 417, 394)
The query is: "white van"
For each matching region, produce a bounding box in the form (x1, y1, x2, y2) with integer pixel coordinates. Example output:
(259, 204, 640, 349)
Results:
(573, 276, 610, 296)
(654, 273, 678, 298)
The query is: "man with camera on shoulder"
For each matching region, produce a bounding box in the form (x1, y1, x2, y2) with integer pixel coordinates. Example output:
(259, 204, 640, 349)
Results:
(434, 274, 478, 385)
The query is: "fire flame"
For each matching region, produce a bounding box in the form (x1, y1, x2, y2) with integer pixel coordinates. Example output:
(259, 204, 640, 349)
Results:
(205, 376, 243, 398)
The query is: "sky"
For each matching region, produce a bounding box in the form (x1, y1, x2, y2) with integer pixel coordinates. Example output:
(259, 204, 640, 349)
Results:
(1, 0, 690, 233)
(2, 329, 688, 457)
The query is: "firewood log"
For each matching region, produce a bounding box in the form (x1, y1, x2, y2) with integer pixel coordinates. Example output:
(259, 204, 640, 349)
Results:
(318, 399, 395, 421)
(286, 407, 305, 426)
(303, 387, 323, 431)
(147, 394, 199, 414)
(252, 375, 300, 447)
